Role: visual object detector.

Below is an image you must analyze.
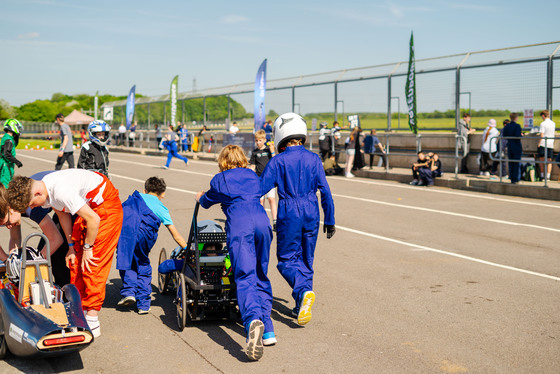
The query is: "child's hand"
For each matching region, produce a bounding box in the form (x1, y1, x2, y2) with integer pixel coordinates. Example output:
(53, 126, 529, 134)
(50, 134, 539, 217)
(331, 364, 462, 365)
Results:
(195, 191, 204, 202)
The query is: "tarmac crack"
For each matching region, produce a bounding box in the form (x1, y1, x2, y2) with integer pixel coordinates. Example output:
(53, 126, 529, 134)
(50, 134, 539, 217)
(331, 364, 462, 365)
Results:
(147, 311, 225, 374)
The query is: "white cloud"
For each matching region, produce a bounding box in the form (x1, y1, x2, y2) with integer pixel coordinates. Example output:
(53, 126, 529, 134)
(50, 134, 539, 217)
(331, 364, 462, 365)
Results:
(388, 3, 404, 18)
(220, 14, 249, 24)
(17, 32, 40, 40)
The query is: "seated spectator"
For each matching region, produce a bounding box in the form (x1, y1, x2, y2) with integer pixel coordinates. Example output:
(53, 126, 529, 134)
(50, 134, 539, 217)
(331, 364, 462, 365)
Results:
(409, 151, 429, 185)
(362, 129, 388, 169)
(418, 152, 442, 186)
(323, 153, 343, 176)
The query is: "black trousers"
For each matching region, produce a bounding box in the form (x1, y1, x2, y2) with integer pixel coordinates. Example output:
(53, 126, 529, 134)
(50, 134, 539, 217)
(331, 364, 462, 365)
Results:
(55, 152, 75, 170)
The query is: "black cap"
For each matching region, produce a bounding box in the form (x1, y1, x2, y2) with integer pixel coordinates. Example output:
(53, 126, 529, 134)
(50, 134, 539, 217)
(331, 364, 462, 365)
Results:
(55, 113, 64, 120)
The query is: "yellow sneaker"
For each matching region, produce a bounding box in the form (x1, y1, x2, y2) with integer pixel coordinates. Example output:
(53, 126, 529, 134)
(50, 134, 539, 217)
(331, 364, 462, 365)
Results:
(297, 291, 315, 326)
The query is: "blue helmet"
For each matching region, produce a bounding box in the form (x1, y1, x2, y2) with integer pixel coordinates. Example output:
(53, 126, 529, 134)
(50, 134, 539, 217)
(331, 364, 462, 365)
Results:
(88, 120, 111, 146)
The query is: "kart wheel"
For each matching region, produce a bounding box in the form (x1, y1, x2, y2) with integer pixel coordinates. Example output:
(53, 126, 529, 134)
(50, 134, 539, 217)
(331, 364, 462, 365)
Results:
(0, 334, 8, 359)
(158, 248, 170, 295)
(176, 273, 187, 331)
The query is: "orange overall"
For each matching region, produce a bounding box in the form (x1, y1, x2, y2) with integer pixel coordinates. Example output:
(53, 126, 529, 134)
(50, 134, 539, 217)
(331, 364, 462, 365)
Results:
(70, 174, 123, 311)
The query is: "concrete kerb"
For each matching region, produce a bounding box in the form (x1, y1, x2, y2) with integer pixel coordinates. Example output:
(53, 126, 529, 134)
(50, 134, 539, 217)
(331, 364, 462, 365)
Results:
(110, 146, 560, 202)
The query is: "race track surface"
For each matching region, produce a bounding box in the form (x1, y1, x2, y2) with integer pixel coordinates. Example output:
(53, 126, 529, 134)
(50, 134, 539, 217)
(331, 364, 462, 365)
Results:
(0, 149, 558, 373)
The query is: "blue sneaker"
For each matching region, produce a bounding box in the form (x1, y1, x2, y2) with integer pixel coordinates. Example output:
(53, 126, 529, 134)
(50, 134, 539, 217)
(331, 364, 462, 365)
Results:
(262, 332, 277, 346)
(246, 320, 264, 361)
(297, 291, 315, 326)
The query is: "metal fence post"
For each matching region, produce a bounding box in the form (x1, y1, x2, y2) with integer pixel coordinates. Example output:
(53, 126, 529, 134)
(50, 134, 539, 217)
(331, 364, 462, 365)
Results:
(334, 82, 338, 122)
(387, 76, 392, 132)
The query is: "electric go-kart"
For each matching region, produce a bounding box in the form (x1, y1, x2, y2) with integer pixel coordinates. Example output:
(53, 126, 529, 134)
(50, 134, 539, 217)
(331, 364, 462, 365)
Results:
(0, 233, 93, 359)
(158, 202, 238, 331)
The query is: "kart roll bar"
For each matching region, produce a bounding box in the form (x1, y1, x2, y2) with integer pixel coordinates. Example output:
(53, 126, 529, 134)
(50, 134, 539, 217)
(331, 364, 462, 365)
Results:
(18, 233, 55, 308)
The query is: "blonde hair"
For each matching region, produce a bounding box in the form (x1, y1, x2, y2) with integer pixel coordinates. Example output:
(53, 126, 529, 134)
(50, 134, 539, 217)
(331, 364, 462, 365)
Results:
(254, 130, 266, 141)
(285, 139, 303, 147)
(218, 145, 248, 171)
(350, 127, 360, 141)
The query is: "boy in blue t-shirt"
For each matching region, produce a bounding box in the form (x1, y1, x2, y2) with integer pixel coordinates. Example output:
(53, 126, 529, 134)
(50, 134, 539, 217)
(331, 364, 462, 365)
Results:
(116, 177, 187, 314)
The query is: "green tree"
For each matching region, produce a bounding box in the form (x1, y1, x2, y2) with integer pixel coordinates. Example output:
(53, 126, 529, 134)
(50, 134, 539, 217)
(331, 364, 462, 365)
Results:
(0, 99, 16, 120)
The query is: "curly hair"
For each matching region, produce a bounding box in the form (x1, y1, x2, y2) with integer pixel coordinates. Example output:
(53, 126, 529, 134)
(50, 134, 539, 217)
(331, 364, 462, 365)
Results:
(144, 176, 166, 196)
(0, 184, 9, 220)
(7, 176, 32, 213)
(217, 145, 248, 171)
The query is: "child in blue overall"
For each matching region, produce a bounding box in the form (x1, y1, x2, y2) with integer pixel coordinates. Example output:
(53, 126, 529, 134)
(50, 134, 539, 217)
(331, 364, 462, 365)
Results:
(196, 144, 273, 361)
(260, 112, 336, 326)
(162, 125, 189, 169)
(116, 176, 187, 314)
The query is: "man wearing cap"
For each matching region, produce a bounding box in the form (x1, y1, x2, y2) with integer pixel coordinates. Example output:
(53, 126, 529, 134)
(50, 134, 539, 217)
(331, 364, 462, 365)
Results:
(479, 119, 499, 176)
(54, 113, 75, 170)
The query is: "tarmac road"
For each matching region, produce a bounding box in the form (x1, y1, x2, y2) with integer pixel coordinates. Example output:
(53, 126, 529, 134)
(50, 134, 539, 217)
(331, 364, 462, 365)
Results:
(0, 149, 558, 373)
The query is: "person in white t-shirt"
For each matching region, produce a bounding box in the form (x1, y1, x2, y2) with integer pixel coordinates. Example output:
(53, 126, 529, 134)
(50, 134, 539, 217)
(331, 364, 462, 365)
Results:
(480, 119, 500, 176)
(537, 110, 556, 180)
(229, 122, 240, 134)
(7, 169, 123, 338)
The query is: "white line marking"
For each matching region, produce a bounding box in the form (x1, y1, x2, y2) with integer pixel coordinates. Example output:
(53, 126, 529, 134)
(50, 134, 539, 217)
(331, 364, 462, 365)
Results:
(327, 175, 560, 209)
(333, 223, 560, 282)
(332, 193, 560, 233)
(18, 153, 558, 281)
(20, 153, 560, 232)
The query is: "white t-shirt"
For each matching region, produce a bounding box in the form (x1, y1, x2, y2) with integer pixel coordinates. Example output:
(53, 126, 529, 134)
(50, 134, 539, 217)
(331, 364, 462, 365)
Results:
(229, 125, 239, 134)
(538, 118, 556, 149)
(41, 169, 104, 214)
(481, 127, 500, 153)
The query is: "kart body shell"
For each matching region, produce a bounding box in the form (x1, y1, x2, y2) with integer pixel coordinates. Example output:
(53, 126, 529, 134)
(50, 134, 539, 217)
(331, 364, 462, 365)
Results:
(0, 233, 93, 359)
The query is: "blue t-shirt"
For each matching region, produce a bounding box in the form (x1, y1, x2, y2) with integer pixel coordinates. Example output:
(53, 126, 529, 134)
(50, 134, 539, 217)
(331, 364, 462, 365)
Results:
(139, 193, 173, 226)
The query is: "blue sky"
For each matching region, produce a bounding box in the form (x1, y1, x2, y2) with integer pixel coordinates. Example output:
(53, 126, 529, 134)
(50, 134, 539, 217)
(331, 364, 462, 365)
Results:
(1, 0, 558, 109)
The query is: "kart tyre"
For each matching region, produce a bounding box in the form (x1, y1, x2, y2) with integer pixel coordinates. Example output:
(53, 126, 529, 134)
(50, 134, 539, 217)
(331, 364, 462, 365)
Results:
(158, 248, 170, 295)
(176, 272, 187, 331)
(0, 334, 8, 359)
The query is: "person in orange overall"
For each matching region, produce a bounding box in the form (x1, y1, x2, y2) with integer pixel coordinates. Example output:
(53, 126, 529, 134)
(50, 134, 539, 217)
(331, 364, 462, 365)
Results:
(7, 169, 123, 338)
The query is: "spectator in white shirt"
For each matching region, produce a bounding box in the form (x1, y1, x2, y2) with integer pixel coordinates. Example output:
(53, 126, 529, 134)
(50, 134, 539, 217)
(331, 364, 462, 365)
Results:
(537, 110, 556, 180)
(229, 122, 240, 134)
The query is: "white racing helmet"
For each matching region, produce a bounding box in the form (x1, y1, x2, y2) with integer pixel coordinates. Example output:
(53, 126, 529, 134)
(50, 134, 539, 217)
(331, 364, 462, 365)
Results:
(88, 120, 111, 146)
(198, 220, 223, 233)
(273, 112, 307, 153)
(6, 246, 43, 285)
(197, 220, 224, 251)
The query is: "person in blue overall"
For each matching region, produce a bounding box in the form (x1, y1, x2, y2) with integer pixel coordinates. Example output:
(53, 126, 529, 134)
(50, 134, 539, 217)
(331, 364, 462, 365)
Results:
(162, 124, 189, 169)
(502, 112, 523, 184)
(178, 122, 190, 152)
(116, 176, 187, 314)
(195, 144, 273, 361)
(260, 112, 336, 327)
